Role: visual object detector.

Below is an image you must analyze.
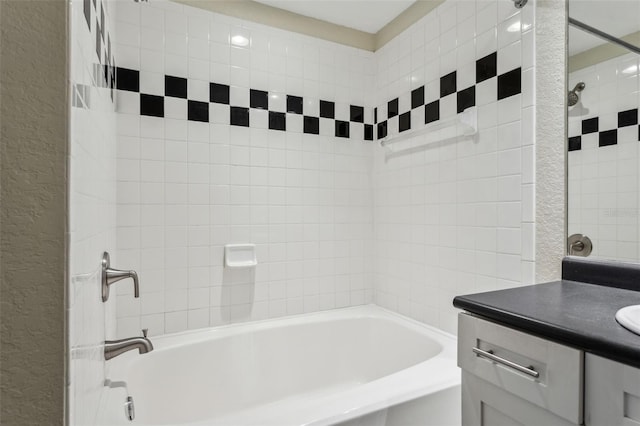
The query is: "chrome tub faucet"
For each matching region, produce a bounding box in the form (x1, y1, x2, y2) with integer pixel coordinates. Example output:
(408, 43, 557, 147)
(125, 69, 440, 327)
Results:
(105, 329, 154, 360)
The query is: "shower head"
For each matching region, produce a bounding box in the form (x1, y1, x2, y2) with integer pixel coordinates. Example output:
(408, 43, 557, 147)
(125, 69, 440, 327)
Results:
(568, 82, 586, 107)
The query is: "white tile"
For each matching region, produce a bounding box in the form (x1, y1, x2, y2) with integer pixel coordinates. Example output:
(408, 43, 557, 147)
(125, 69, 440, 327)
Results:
(139, 71, 164, 95)
(188, 79, 209, 102)
(165, 98, 187, 120)
(164, 311, 188, 333)
(140, 48, 164, 73)
(230, 85, 249, 107)
(497, 14, 521, 49)
(497, 40, 521, 74)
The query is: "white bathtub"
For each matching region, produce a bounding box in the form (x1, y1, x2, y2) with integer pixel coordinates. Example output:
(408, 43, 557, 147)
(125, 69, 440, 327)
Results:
(97, 305, 460, 426)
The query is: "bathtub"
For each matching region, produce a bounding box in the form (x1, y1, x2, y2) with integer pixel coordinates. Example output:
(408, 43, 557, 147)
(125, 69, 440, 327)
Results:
(97, 305, 460, 426)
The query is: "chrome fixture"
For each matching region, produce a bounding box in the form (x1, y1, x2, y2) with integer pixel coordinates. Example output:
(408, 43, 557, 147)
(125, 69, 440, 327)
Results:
(104, 329, 154, 360)
(568, 233, 593, 257)
(104, 380, 136, 421)
(512, 0, 527, 9)
(102, 251, 139, 302)
(125, 396, 135, 421)
(472, 347, 539, 378)
(568, 82, 585, 107)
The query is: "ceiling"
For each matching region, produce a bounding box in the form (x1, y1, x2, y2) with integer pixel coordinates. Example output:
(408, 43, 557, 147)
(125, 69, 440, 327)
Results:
(569, 0, 640, 55)
(253, 0, 417, 34)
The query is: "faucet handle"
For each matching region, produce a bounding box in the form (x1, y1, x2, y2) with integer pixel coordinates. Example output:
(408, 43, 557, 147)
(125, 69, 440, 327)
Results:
(142, 329, 148, 338)
(101, 252, 140, 302)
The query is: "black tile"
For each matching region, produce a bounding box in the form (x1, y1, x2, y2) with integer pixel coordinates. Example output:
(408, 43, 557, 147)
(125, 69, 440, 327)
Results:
(230, 107, 249, 127)
(377, 121, 388, 139)
(365, 124, 374, 141)
(320, 100, 335, 119)
(116, 67, 139, 92)
(497, 68, 521, 100)
(165, 75, 187, 99)
(84, 0, 91, 29)
(140, 94, 164, 117)
(619, 108, 638, 128)
(440, 71, 457, 98)
(350, 105, 364, 123)
(388, 98, 398, 119)
(287, 95, 303, 114)
(303, 116, 319, 135)
(95, 20, 101, 59)
(374, 108, 378, 124)
(582, 117, 598, 134)
(399, 112, 411, 132)
(269, 111, 286, 131)
(425, 100, 440, 124)
(568, 136, 582, 151)
(188, 100, 209, 122)
(599, 129, 617, 147)
(335, 120, 350, 138)
(210, 83, 230, 104)
(476, 52, 497, 84)
(638, 125, 640, 142)
(411, 86, 425, 109)
(457, 86, 476, 113)
(250, 89, 268, 110)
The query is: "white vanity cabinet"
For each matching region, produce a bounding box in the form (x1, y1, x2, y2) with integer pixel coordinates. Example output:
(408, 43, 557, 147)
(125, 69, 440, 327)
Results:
(458, 313, 583, 426)
(458, 312, 640, 426)
(585, 354, 640, 426)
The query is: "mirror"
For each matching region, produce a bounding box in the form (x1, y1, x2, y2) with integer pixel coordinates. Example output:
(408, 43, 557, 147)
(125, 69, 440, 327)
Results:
(567, 0, 640, 262)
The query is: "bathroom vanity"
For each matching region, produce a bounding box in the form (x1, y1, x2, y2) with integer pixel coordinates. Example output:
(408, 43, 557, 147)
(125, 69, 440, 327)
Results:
(454, 258, 640, 426)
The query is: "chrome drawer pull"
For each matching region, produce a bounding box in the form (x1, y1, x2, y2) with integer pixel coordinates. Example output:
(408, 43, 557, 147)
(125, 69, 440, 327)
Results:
(472, 347, 540, 378)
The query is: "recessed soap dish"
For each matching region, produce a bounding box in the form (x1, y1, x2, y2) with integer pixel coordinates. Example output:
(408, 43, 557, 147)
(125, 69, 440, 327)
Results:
(224, 244, 257, 268)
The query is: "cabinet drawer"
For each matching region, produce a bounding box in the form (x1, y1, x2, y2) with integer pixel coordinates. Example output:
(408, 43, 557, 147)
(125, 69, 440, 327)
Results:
(585, 354, 640, 426)
(458, 313, 583, 424)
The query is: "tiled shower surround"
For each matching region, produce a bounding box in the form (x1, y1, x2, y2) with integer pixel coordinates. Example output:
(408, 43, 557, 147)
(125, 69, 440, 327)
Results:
(69, 0, 118, 423)
(372, 0, 535, 331)
(114, 0, 375, 335)
(112, 0, 536, 337)
(568, 52, 640, 262)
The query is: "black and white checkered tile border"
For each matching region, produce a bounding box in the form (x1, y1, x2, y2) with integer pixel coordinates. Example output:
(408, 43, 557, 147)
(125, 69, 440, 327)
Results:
(114, 50, 521, 142)
(73, 0, 117, 109)
(375, 52, 522, 140)
(568, 108, 640, 151)
(115, 68, 375, 141)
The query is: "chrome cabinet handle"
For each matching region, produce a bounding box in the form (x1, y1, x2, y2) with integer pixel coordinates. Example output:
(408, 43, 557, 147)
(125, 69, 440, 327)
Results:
(101, 252, 139, 302)
(472, 347, 540, 378)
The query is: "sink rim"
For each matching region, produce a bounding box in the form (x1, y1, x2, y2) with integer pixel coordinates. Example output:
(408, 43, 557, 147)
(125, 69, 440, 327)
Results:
(616, 305, 640, 336)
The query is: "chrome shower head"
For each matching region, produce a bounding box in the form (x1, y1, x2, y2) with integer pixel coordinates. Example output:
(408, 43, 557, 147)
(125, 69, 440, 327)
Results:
(568, 82, 586, 107)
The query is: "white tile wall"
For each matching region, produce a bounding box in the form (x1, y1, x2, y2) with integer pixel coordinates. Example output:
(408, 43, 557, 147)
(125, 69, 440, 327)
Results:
(68, 0, 118, 424)
(114, 0, 374, 337)
(372, 0, 536, 334)
(568, 53, 640, 262)
(106, 0, 541, 340)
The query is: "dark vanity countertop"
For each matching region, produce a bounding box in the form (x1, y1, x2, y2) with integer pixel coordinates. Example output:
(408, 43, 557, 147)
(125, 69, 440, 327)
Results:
(453, 280, 640, 368)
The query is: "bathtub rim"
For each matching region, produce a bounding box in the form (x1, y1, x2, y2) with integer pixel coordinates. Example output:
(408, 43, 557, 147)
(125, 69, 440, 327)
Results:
(131, 304, 456, 352)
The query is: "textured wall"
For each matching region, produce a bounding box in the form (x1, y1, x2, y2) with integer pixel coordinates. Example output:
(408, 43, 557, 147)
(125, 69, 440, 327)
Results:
(0, 0, 68, 424)
(535, 0, 567, 282)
